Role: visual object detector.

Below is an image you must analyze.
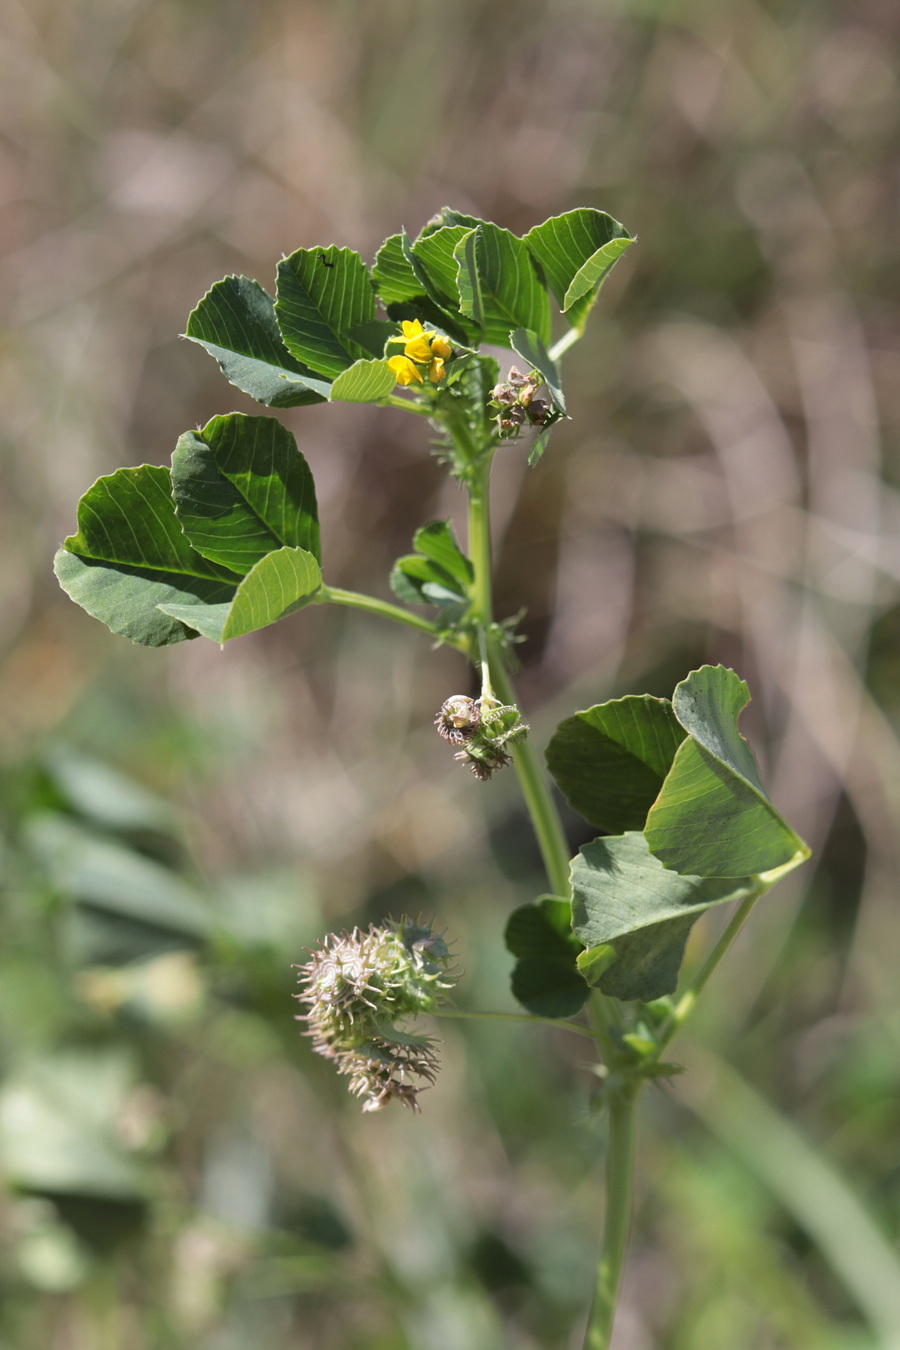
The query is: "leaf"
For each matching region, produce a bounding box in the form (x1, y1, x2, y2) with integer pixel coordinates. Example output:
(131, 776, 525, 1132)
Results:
(0, 1049, 151, 1199)
(183, 275, 330, 407)
(571, 832, 756, 1001)
(346, 319, 400, 357)
(171, 414, 320, 575)
(275, 246, 375, 379)
(524, 209, 633, 333)
(372, 233, 422, 306)
(644, 666, 809, 878)
(508, 328, 567, 415)
(55, 466, 240, 647)
(454, 224, 552, 346)
(158, 546, 321, 643)
(411, 521, 473, 590)
(410, 225, 476, 313)
(390, 556, 466, 608)
(527, 423, 556, 467)
(329, 358, 396, 403)
(546, 695, 686, 834)
(505, 898, 587, 1018)
(417, 207, 487, 238)
(26, 811, 209, 937)
(389, 521, 473, 613)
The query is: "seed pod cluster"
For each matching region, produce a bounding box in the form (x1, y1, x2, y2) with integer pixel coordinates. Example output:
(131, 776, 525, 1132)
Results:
(296, 920, 457, 1113)
(435, 695, 529, 780)
(489, 365, 550, 437)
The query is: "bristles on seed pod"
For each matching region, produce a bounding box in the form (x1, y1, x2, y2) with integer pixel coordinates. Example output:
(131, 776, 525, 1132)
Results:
(435, 695, 481, 744)
(295, 918, 457, 1113)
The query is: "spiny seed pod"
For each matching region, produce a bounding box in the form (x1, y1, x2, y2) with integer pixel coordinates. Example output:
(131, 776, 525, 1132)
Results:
(295, 919, 457, 1113)
(435, 695, 481, 744)
(439, 697, 529, 780)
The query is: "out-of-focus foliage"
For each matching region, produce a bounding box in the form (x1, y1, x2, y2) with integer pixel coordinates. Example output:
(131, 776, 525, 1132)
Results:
(2, 0, 900, 1347)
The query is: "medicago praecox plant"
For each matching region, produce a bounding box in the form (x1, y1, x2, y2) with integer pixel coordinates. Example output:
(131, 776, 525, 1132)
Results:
(54, 206, 808, 1348)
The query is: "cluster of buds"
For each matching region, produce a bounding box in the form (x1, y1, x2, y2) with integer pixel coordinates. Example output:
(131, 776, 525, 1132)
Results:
(435, 695, 529, 780)
(296, 919, 457, 1113)
(489, 366, 550, 437)
(387, 320, 453, 387)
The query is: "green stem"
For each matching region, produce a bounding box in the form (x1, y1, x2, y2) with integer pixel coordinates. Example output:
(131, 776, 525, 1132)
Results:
(548, 327, 582, 363)
(655, 885, 766, 1055)
(317, 585, 465, 647)
(583, 1085, 640, 1350)
(467, 456, 494, 627)
(432, 1007, 600, 1042)
(385, 395, 433, 417)
(489, 648, 572, 899)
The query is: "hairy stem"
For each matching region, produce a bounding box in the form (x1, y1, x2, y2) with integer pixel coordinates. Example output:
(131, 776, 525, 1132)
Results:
(583, 1085, 640, 1350)
(467, 456, 495, 627)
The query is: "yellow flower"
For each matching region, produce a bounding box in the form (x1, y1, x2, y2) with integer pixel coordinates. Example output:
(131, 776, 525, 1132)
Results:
(428, 357, 446, 384)
(387, 320, 452, 372)
(388, 354, 424, 386)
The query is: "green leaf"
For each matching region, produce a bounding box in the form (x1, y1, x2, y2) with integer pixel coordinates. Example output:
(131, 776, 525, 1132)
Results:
(390, 556, 466, 609)
(505, 898, 587, 1018)
(55, 465, 240, 647)
(171, 414, 320, 575)
(576, 944, 616, 986)
(527, 423, 556, 467)
(346, 319, 400, 357)
(417, 207, 486, 238)
(329, 358, 396, 403)
(372, 233, 422, 306)
(454, 224, 552, 346)
(397, 230, 482, 346)
(571, 832, 756, 1001)
(26, 811, 209, 938)
(524, 209, 633, 333)
(508, 328, 567, 414)
(275, 246, 375, 379)
(645, 666, 809, 878)
(183, 275, 330, 408)
(411, 521, 473, 590)
(0, 1049, 151, 1199)
(410, 225, 476, 313)
(158, 546, 321, 644)
(390, 521, 473, 613)
(546, 695, 686, 834)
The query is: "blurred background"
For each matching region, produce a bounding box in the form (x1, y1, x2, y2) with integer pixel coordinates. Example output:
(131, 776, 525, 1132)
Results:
(2, 0, 900, 1346)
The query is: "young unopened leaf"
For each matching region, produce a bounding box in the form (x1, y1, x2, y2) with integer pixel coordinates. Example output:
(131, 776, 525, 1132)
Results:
(158, 546, 321, 644)
(55, 466, 240, 647)
(275, 246, 375, 379)
(454, 224, 552, 347)
(184, 275, 330, 408)
(645, 666, 809, 878)
(524, 209, 633, 333)
(171, 414, 320, 575)
(572, 832, 756, 1002)
(547, 695, 685, 834)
